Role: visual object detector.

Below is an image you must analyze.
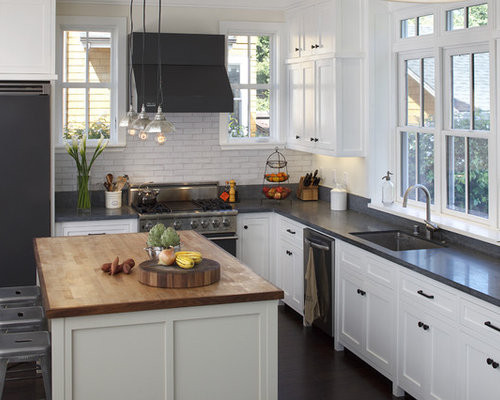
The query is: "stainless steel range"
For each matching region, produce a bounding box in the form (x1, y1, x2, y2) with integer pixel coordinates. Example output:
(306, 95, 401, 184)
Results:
(129, 182, 238, 255)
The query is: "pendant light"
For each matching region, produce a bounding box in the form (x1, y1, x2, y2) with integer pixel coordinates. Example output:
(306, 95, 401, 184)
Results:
(144, 0, 176, 145)
(129, 0, 150, 139)
(119, 0, 138, 131)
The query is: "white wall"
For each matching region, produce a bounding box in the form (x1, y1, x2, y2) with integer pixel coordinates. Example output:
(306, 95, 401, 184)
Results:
(54, 3, 314, 191)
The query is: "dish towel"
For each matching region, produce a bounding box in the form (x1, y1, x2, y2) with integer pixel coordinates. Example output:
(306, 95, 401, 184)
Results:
(316, 249, 330, 323)
(304, 247, 320, 326)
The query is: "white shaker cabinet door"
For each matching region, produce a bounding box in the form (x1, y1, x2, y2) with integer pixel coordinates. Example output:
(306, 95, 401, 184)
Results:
(459, 332, 500, 400)
(0, 0, 55, 79)
(338, 271, 364, 354)
(398, 302, 427, 400)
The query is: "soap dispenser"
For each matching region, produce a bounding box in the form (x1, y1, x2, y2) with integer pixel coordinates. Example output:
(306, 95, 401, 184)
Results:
(381, 171, 394, 206)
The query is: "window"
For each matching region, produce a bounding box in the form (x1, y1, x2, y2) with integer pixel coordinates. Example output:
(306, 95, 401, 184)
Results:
(445, 49, 490, 219)
(219, 22, 281, 148)
(56, 17, 127, 147)
(446, 3, 488, 31)
(401, 14, 434, 38)
(399, 55, 436, 203)
(396, 22, 495, 226)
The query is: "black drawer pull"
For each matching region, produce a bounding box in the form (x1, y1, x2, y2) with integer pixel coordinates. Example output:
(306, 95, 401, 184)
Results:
(286, 229, 296, 235)
(88, 233, 106, 235)
(484, 321, 500, 333)
(417, 290, 434, 299)
(357, 289, 366, 296)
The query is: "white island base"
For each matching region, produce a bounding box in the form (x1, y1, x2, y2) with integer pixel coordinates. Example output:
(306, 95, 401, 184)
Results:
(50, 300, 278, 400)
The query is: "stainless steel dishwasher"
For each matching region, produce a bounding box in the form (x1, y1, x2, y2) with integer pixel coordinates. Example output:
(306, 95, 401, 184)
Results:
(303, 228, 334, 337)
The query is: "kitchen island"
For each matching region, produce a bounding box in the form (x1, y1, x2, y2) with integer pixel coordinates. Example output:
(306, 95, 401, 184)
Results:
(35, 231, 283, 400)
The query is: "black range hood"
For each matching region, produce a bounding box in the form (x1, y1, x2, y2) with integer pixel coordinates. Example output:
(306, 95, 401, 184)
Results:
(132, 33, 234, 113)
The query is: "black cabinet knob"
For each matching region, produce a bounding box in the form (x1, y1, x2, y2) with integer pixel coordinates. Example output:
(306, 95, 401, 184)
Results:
(311, 45, 315, 49)
(314, 138, 319, 142)
(315, 44, 320, 48)
(244, 225, 248, 230)
(493, 362, 499, 369)
(418, 321, 424, 328)
(310, 137, 315, 141)
(295, 47, 299, 52)
(423, 324, 429, 331)
(487, 358, 493, 365)
(296, 135, 300, 139)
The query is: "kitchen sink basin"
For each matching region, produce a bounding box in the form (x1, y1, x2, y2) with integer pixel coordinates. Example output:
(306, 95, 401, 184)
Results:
(350, 230, 444, 252)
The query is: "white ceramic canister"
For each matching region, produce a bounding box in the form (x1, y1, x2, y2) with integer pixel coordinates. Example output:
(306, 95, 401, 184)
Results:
(105, 190, 122, 209)
(330, 184, 347, 211)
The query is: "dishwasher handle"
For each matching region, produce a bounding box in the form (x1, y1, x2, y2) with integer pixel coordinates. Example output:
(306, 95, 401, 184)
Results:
(304, 238, 330, 252)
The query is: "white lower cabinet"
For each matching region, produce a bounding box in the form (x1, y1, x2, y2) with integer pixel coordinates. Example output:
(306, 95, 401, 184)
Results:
(337, 241, 396, 377)
(459, 331, 500, 400)
(55, 219, 138, 236)
(398, 301, 458, 400)
(278, 238, 304, 316)
(236, 213, 271, 281)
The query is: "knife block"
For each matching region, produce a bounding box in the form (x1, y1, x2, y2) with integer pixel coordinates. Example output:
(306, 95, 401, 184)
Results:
(297, 176, 318, 201)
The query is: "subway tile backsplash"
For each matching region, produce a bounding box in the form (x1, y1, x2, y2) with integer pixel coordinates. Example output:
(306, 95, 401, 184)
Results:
(55, 113, 314, 191)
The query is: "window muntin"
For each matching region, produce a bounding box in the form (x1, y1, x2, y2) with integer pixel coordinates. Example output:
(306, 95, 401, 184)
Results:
(446, 4, 488, 31)
(61, 30, 112, 140)
(401, 15, 434, 38)
(227, 34, 272, 139)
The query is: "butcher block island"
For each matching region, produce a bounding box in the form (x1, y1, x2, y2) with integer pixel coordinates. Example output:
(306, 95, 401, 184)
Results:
(35, 231, 283, 400)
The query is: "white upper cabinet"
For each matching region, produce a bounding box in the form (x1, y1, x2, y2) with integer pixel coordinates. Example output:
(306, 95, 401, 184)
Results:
(285, 0, 366, 157)
(0, 0, 56, 80)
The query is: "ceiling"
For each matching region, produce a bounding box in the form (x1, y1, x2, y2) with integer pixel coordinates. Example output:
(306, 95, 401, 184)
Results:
(56, 0, 310, 10)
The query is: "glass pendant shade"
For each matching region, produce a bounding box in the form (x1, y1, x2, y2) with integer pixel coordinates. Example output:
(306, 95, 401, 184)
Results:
(128, 104, 150, 136)
(119, 105, 138, 130)
(144, 106, 175, 136)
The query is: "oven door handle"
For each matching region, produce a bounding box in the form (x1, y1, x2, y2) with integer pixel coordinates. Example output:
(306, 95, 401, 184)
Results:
(207, 235, 239, 241)
(305, 238, 330, 251)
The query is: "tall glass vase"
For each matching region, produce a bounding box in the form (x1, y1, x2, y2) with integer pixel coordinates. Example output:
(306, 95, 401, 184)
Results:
(77, 173, 91, 211)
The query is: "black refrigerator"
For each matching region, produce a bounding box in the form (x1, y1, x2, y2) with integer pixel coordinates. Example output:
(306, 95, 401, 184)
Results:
(0, 82, 51, 287)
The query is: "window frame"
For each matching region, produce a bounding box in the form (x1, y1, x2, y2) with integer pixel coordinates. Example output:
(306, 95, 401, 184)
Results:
(55, 16, 127, 149)
(219, 21, 284, 150)
(391, 1, 498, 233)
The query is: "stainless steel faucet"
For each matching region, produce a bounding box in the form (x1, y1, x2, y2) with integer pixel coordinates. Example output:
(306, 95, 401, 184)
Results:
(402, 184, 439, 240)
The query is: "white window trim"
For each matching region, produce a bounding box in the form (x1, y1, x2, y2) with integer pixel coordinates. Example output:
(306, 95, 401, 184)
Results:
(54, 16, 127, 150)
(218, 21, 285, 150)
(371, 1, 499, 244)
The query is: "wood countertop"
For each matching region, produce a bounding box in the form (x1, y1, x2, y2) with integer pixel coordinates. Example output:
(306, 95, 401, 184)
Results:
(34, 231, 283, 319)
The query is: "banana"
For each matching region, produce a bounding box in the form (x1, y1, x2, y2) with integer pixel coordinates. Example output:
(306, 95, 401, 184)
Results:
(175, 255, 195, 269)
(175, 251, 202, 264)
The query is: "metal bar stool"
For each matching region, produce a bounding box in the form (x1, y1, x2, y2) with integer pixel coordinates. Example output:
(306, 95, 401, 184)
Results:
(0, 307, 46, 333)
(0, 331, 51, 400)
(0, 286, 41, 308)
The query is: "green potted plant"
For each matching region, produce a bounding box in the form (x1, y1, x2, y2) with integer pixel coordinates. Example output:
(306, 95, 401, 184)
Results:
(65, 135, 108, 210)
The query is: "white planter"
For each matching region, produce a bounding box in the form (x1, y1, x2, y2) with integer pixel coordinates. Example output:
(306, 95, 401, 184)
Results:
(105, 191, 122, 209)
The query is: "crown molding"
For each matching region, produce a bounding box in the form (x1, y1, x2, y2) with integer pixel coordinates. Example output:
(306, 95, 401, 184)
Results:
(56, 0, 298, 10)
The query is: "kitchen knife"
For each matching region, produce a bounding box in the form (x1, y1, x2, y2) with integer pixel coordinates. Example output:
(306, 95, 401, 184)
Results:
(303, 173, 311, 186)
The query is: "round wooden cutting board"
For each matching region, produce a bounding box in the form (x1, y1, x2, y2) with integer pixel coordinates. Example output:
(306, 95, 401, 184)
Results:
(138, 258, 221, 288)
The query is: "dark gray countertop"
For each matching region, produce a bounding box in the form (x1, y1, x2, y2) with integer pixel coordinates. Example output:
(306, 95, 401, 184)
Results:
(55, 199, 500, 307)
(55, 206, 139, 222)
(235, 199, 500, 307)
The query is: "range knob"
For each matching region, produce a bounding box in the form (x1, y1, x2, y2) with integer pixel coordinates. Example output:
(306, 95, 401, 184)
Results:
(211, 219, 221, 228)
(222, 217, 231, 227)
(190, 220, 198, 229)
(200, 220, 209, 228)
(173, 221, 182, 230)
(143, 221, 155, 231)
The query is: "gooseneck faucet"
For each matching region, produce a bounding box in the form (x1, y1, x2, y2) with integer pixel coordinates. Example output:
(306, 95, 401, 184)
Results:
(402, 184, 439, 240)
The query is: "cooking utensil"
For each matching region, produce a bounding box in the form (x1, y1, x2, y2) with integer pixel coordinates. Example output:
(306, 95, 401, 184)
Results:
(106, 174, 114, 191)
(115, 176, 128, 192)
(304, 173, 312, 187)
(313, 177, 321, 186)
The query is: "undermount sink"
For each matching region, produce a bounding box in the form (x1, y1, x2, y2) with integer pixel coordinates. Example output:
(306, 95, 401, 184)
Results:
(350, 230, 444, 252)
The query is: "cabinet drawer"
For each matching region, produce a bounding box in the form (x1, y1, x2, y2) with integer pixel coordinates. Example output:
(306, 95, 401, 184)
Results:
(461, 298, 500, 342)
(278, 216, 304, 246)
(400, 271, 458, 321)
(55, 219, 138, 237)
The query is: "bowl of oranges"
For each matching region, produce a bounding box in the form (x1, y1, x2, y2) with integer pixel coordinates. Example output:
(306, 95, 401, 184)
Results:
(264, 172, 289, 182)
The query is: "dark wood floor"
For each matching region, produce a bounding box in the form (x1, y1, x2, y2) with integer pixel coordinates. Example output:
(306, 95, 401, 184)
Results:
(3, 305, 412, 400)
(279, 305, 412, 400)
